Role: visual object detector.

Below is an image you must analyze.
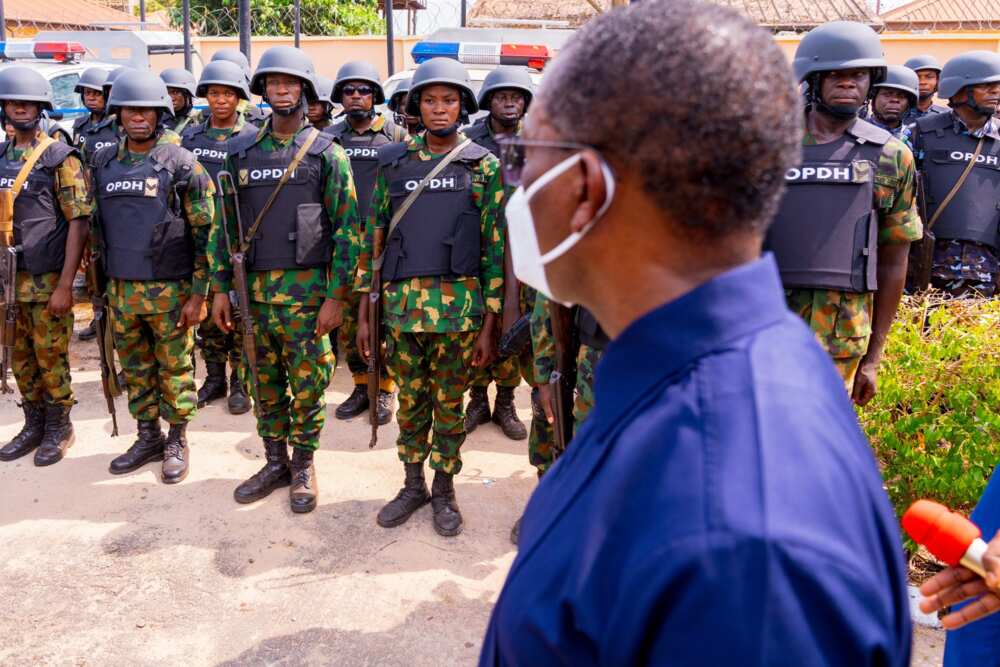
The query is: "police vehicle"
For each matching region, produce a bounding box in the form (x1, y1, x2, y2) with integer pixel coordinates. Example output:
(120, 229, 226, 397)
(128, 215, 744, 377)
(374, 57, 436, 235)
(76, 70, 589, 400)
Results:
(0, 40, 118, 131)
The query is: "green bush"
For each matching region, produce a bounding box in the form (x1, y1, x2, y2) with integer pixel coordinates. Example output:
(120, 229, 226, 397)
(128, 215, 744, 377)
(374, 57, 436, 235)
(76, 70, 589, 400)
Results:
(860, 295, 1000, 522)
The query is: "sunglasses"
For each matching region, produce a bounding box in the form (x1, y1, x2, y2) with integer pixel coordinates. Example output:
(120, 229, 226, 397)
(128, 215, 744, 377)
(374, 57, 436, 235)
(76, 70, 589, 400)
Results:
(342, 85, 374, 97)
(497, 138, 597, 188)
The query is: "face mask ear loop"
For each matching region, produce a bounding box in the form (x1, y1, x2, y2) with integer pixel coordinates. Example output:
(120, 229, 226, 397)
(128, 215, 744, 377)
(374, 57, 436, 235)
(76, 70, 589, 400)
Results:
(537, 156, 616, 265)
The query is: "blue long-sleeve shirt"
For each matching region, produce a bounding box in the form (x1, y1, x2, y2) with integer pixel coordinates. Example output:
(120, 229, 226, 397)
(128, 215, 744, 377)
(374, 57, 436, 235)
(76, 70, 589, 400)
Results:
(480, 255, 911, 667)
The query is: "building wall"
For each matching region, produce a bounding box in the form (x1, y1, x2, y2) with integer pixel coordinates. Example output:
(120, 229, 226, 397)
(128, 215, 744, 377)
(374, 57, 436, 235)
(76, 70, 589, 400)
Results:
(774, 31, 1000, 64)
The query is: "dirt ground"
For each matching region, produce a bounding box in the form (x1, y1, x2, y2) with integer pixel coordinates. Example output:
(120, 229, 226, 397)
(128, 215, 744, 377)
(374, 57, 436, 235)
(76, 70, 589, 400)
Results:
(0, 310, 947, 665)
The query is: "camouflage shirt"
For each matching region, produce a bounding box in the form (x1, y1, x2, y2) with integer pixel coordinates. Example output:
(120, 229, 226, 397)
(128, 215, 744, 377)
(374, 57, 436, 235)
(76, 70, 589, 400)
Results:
(354, 132, 505, 334)
(902, 113, 1000, 290)
(93, 130, 217, 315)
(165, 108, 203, 136)
(785, 124, 923, 359)
(9, 132, 94, 302)
(209, 119, 359, 307)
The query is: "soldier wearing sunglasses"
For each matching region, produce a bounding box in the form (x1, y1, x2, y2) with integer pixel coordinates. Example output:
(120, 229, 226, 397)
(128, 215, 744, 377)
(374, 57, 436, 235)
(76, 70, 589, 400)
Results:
(326, 62, 406, 427)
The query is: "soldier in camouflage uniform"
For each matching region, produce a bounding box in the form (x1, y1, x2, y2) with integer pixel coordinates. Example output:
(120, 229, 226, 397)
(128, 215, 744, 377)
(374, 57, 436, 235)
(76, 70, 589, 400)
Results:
(160, 69, 203, 135)
(326, 61, 404, 427)
(771, 22, 921, 404)
(306, 76, 335, 132)
(210, 49, 271, 128)
(0, 67, 92, 466)
(355, 58, 504, 537)
(183, 60, 259, 415)
(93, 70, 216, 484)
(902, 52, 1000, 298)
(210, 47, 358, 514)
(387, 77, 423, 137)
(463, 66, 534, 441)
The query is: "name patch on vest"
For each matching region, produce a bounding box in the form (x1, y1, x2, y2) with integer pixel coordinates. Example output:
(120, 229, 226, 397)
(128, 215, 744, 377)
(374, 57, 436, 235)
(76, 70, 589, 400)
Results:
(238, 167, 300, 186)
(344, 147, 378, 160)
(92, 140, 116, 151)
(193, 147, 228, 162)
(390, 174, 469, 196)
(932, 149, 1000, 169)
(104, 177, 159, 197)
(784, 160, 871, 184)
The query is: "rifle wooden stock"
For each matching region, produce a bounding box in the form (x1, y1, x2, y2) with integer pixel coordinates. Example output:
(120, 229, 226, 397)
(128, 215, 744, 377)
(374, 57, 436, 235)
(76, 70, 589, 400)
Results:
(548, 302, 578, 453)
(0, 189, 16, 394)
(367, 226, 385, 449)
(87, 254, 121, 435)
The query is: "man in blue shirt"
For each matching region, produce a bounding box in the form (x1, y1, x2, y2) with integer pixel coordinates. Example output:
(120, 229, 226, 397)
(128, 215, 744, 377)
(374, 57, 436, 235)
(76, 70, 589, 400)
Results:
(484, 1, 912, 665)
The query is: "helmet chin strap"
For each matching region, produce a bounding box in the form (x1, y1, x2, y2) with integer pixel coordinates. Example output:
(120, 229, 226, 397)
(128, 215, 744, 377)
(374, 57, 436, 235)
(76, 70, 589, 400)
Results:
(808, 74, 863, 121)
(347, 108, 375, 120)
(959, 88, 997, 118)
(427, 122, 460, 137)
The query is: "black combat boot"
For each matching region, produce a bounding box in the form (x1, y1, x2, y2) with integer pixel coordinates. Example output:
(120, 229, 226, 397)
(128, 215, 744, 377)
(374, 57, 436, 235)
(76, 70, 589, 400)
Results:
(464, 386, 491, 434)
(34, 403, 75, 466)
(109, 420, 165, 474)
(77, 319, 98, 341)
(0, 401, 46, 462)
(377, 462, 431, 528)
(492, 386, 527, 441)
(336, 384, 369, 419)
(376, 390, 395, 426)
(234, 439, 291, 504)
(196, 361, 227, 407)
(162, 423, 189, 484)
(431, 470, 463, 537)
(227, 368, 251, 415)
(289, 448, 318, 514)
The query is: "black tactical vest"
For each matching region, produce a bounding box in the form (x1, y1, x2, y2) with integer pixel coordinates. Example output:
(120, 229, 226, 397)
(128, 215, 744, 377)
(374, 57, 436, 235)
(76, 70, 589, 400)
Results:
(0, 140, 77, 274)
(73, 115, 119, 165)
(576, 307, 609, 351)
(915, 112, 1000, 250)
(378, 141, 489, 282)
(228, 129, 333, 271)
(93, 142, 195, 281)
(464, 118, 500, 157)
(181, 121, 258, 185)
(766, 118, 888, 293)
(325, 117, 399, 223)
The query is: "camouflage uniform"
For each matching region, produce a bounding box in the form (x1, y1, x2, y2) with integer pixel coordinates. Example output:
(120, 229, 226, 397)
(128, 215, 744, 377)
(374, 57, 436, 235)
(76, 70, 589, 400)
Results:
(237, 99, 269, 128)
(530, 293, 602, 460)
(163, 107, 203, 136)
(210, 121, 358, 451)
(94, 130, 216, 424)
(902, 117, 1000, 298)
(8, 135, 93, 407)
(355, 132, 504, 475)
(785, 128, 922, 388)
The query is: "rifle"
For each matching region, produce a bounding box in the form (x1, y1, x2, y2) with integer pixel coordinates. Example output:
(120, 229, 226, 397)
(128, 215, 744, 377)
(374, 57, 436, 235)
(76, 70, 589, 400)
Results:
(216, 171, 262, 418)
(86, 248, 122, 435)
(547, 302, 579, 453)
(367, 225, 385, 449)
(0, 189, 15, 394)
(907, 171, 934, 292)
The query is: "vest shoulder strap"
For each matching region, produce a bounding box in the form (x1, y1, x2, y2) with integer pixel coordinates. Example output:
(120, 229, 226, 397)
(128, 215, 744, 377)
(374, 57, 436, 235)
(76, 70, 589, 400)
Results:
(92, 143, 118, 169)
(149, 143, 196, 189)
(847, 118, 892, 146)
(456, 140, 492, 164)
(301, 129, 333, 157)
(378, 141, 409, 167)
(326, 120, 348, 141)
(38, 140, 78, 169)
(228, 127, 263, 157)
(72, 116, 88, 132)
(917, 110, 954, 135)
(462, 120, 489, 142)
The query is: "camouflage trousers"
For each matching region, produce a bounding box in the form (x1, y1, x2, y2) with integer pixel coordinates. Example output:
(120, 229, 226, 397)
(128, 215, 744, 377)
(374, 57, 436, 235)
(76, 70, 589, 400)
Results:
(250, 302, 333, 451)
(469, 354, 521, 389)
(12, 302, 73, 407)
(111, 307, 197, 424)
(930, 276, 998, 299)
(198, 290, 240, 366)
(573, 343, 601, 426)
(386, 328, 476, 475)
(333, 289, 394, 391)
(518, 344, 556, 474)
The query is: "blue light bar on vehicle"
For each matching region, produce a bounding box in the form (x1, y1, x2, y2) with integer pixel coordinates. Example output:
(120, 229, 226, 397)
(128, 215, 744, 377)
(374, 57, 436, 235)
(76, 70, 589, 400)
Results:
(411, 41, 550, 70)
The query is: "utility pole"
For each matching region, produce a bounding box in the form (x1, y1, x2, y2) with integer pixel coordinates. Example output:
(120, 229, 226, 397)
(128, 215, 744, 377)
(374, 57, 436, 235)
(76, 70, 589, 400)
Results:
(182, 0, 191, 70)
(294, 0, 301, 48)
(239, 0, 251, 62)
(386, 0, 395, 76)
(461, 0, 467, 26)
(139, 0, 146, 29)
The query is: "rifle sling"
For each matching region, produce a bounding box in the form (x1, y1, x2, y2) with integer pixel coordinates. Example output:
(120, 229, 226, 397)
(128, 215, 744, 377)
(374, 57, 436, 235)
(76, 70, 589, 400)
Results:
(238, 127, 320, 254)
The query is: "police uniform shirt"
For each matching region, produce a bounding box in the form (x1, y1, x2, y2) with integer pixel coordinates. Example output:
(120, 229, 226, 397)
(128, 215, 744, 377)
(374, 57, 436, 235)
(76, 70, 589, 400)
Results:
(480, 255, 911, 666)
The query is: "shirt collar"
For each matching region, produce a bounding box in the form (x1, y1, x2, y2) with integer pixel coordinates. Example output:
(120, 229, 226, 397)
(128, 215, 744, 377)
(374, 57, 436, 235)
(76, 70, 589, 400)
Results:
(591, 254, 790, 431)
(952, 113, 1000, 140)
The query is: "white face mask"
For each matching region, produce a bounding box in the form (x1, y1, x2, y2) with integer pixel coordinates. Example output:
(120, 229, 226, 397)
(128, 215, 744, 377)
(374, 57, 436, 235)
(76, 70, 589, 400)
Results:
(505, 153, 615, 304)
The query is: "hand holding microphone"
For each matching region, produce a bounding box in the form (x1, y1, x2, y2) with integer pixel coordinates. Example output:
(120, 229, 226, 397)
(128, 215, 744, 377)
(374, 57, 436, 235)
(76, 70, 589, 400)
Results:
(902, 500, 1000, 629)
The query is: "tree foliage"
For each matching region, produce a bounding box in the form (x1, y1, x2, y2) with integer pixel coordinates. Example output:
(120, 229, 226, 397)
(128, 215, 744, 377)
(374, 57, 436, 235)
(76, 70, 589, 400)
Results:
(170, 0, 385, 37)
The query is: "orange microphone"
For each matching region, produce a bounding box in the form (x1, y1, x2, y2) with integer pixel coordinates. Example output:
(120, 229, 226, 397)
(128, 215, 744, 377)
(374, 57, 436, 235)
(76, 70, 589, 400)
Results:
(902, 500, 988, 578)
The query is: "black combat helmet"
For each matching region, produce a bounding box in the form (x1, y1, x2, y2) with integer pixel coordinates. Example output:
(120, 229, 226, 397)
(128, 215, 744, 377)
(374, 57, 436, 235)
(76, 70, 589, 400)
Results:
(108, 69, 174, 117)
(873, 65, 919, 106)
(793, 21, 887, 84)
(939, 51, 1000, 99)
(196, 60, 251, 100)
(332, 61, 386, 104)
(211, 48, 252, 84)
(387, 77, 412, 112)
(250, 46, 319, 103)
(477, 66, 534, 111)
(102, 67, 134, 99)
(74, 67, 109, 96)
(904, 54, 943, 74)
(405, 57, 478, 117)
(0, 66, 54, 110)
(313, 76, 335, 107)
(160, 68, 197, 98)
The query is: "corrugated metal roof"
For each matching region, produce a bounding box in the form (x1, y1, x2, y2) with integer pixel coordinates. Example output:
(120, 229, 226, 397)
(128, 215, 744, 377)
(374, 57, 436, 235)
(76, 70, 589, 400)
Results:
(881, 0, 1000, 30)
(468, 0, 880, 32)
(2, 0, 138, 28)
